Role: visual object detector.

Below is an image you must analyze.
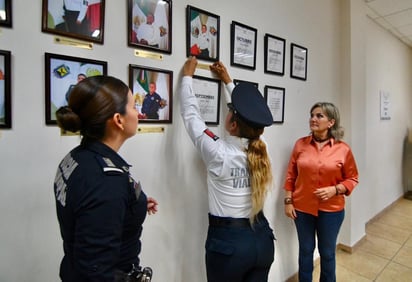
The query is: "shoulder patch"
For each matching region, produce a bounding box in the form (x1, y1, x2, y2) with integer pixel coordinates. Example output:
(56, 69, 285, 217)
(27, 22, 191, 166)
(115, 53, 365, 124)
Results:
(95, 156, 125, 175)
(204, 128, 219, 141)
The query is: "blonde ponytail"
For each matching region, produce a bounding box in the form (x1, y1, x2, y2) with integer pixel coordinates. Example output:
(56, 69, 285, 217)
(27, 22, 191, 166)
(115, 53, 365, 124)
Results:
(231, 114, 273, 223)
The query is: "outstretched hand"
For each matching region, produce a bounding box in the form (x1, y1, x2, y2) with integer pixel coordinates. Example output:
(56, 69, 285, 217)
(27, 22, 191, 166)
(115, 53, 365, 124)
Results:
(210, 61, 232, 84)
(183, 56, 198, 77)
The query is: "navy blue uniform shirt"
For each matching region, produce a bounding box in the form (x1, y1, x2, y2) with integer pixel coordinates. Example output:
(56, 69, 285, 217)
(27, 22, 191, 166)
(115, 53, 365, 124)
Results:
(54, 141, 147, 282)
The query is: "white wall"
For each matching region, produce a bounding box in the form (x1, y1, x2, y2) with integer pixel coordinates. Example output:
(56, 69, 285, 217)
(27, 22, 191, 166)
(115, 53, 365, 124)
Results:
(0, 0, 411, 281)
(365, 17, 412, 218)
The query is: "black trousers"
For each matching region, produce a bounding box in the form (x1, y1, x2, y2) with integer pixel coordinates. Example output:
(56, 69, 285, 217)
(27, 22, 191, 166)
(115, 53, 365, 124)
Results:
(205, 213, 275, 282)
(63, 9, 90, 36)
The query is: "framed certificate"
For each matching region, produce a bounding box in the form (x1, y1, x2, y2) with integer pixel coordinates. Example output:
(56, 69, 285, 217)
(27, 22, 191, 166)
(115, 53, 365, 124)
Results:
(230, 21, 257, 70)
(192, 75, 221, 125)
(264, 85, 285, 124)
(264, 33, 285, 76)
(290, 43, 308, 80)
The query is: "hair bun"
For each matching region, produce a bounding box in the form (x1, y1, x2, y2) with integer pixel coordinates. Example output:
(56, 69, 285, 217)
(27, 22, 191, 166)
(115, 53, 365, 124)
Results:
(56, 106, 82, 133)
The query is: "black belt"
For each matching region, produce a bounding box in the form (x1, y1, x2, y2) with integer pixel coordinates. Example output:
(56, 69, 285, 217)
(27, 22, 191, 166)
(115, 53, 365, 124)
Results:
(208, 212, 265, 228)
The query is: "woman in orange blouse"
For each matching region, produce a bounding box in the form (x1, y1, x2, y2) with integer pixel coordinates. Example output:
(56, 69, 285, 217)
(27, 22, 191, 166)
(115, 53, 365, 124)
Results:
(284, 102, 359, 282)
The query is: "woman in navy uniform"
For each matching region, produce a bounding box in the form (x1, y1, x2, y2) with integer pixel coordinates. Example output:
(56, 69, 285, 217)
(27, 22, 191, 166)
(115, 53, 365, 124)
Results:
(180, 57, 275, 282)
(54, 76, 158, 282)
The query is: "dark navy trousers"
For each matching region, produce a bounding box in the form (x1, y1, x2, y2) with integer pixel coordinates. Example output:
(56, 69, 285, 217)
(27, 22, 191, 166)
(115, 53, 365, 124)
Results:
(294, 210, 345, 282)
(205, 213, 275, 282)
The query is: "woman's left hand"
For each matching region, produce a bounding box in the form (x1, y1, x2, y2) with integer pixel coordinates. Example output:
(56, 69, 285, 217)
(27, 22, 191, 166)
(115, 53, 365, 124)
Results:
(147, 197, 159, 215)
(314, 186, 335, 201)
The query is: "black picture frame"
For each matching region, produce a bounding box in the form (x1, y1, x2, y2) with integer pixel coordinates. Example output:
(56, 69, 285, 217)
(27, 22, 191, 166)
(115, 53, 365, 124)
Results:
(129, 64, 173, 123)
(128, 0, 172, 54)
(0, 49, 11, 129)
(186, 5, 220, 62)
(192, 75, 221, 125)
(264, 33, 285, 76)
(230, 21, 257, 70)
(290, 43, 308, 80)
(233, 79, 258, 89)
(45, 52, 108, 125)
(264, 85, 285, 124)
(42, 0, 105, 44)
(0, 0, 12, 27)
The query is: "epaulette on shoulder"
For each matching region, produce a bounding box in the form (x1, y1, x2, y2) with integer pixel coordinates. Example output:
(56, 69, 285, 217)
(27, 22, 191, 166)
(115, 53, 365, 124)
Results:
(96, 156, 125, 175)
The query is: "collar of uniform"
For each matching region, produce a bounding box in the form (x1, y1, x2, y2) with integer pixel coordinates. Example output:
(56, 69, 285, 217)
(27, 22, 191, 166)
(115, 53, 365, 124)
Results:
(83, 141, 131, 168)
(226, 135, 249, 150)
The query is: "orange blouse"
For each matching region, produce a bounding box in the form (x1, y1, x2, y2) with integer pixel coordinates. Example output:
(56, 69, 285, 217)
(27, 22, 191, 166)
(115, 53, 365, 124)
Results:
(283, 136, 359, 216)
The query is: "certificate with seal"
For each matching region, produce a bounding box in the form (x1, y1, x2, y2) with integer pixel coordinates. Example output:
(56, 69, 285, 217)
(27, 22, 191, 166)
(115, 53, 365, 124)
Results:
(230, 21, 257, 70)
(192, 76, 221, 125)
(290, 43, 308, 80)
(264, 86, 285, 124)
(264, 34, 285, 75)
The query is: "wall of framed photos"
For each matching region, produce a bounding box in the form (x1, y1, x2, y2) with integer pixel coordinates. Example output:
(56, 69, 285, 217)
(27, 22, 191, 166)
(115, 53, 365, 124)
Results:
(0, 0, 411, 281)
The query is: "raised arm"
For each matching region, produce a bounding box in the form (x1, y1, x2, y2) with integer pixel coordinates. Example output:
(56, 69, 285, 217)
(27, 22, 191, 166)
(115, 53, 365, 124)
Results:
(210, 61, 234, 104)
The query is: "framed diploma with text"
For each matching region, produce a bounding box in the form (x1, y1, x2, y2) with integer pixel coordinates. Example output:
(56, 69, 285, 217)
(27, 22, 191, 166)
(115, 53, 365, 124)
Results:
(192, 75, 221, 125)
(264, 85, 285, 124)
(264, 33, 285, 76)
(290, 43, 307, 80)
(230, 21, 257, 70)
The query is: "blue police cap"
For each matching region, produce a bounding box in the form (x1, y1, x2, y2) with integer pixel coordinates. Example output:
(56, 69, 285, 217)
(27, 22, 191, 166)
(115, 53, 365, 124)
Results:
(231, 83, 273, 128)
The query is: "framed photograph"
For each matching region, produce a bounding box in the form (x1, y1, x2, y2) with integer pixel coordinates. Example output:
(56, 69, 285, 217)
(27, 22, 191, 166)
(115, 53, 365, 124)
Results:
(233, 79, 258, 89)
(290, 43, 307, 80)
(45, 52, 107, 125)
(230, 21, 257, 70)
(0, 0, 12, 27)
(128, 0, 172, 54)
(264, 85, 285, 124)
(0, 50, 11, 129)
(186, 5, 220, 62)
(42, 0, 105, 44)
(129, 64, 172, 123)
(264, 34, 285, 75)
(192, 75, 221, 125)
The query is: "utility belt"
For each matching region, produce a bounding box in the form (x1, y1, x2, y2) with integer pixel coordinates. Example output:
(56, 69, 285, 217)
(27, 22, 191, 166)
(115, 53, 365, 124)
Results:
(114, 264, 153, 282)
(208, 212, 265, 228)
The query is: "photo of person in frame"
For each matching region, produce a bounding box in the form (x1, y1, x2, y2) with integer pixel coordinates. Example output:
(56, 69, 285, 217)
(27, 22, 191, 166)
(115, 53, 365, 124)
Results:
(0, 50, 10, 128)
(0, 66, 5, 124)
(0, 0, 6, 21)
(45, 0, 103, 41)
(49, 58, 105, 121)
(188, 7, 219, 61)
(130, 0, 170, 52)
(131, 67, 171, 123)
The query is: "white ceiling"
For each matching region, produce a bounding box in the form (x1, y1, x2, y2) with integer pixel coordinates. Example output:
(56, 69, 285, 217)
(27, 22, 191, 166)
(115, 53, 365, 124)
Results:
(365, 0, 412, 48)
